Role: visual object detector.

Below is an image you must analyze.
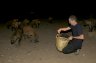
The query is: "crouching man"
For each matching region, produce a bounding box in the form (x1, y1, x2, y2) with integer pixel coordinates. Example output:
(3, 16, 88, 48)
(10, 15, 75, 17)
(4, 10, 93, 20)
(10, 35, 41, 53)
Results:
(57, 15, 84, 54)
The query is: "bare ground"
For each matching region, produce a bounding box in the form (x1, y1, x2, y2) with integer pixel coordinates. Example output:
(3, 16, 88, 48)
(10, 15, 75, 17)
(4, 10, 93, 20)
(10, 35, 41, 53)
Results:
(0, 20, 96, 63)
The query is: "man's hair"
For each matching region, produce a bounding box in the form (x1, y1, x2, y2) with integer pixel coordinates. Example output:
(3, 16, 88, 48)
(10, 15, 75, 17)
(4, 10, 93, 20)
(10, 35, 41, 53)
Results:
(69, 15, 77, 21)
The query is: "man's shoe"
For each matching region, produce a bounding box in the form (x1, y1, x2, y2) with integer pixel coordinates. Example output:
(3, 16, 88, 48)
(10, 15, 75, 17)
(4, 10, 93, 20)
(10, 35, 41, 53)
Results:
(74, 49, 80, 55)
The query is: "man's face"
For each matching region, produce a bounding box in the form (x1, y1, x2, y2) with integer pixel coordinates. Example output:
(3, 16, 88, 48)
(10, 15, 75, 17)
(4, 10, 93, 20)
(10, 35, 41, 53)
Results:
(69, 19, 73, 25)
(68, 19, 76, 26)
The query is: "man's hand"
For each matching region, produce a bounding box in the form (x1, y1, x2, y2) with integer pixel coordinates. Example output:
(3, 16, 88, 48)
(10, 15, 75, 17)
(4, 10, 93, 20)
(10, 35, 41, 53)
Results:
(57, 27, 71, 34)
(57, 28, 62, 34)
(68, 36, 73, 40)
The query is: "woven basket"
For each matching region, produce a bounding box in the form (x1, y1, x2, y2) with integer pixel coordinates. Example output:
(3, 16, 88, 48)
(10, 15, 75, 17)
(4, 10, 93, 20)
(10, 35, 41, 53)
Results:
(56, 34, 70, 51)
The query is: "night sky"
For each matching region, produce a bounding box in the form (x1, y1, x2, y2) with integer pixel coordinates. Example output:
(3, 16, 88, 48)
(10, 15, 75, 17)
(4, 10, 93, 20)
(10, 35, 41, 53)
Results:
(0, 1, 95, 23)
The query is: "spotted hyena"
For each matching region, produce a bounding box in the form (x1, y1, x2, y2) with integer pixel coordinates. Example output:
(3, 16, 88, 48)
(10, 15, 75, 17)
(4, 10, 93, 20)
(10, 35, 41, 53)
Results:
(7, 19, 20, 31)
(84, 19, 96, 32)
(31, 19, 40, 28)
(10, 28, 23, 46)
(22, 25, 39, 43)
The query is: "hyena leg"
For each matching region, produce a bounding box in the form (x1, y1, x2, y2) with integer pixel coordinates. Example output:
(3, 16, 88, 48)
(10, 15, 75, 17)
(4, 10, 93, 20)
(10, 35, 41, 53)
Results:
(31, 24, 34, 28)
(35, 24, 38, 28)
(36, 24, 38, 28)
(89, 25, 93, 32)
(23, 34, 29, 40)
(11, 27, 15, 31)
(93, 25, 96, 31)
(32, 24, 36, 28)
(34, 33, 39, 43)
(37, 23, 40, 28)
(18, 35, 22, 46)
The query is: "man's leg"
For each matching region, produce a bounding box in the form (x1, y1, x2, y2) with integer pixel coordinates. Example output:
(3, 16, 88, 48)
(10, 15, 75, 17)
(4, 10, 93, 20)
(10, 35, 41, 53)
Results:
(72, 40, 83, 55)
(74, 49, 81, 55)
(62, 42, 76, 54)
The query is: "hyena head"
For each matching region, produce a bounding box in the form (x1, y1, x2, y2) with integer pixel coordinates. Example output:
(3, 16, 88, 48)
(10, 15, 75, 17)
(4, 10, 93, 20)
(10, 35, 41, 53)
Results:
(23, 25, 39, 43)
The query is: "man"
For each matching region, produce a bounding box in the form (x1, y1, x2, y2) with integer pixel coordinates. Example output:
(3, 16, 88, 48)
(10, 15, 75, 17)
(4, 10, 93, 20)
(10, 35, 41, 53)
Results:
(57, 15, 84, 54)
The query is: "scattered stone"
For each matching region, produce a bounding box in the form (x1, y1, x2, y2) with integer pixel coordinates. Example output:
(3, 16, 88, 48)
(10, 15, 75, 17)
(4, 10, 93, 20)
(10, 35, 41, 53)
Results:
(27, 53, 31, 55)
(8, 59, 13, 62)
(0, 54, 4, 57)
(82, 54, 86, 56)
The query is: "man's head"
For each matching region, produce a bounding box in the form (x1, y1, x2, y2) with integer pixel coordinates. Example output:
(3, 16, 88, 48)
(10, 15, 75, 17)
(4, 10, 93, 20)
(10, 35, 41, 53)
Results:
(68, 15, 77, 25)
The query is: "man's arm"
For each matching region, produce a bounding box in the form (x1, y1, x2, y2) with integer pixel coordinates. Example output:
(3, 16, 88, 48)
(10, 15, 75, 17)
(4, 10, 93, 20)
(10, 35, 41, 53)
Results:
(68, 34, 84, 40)
(58, 27, 71, 33)
(73, 34, 84, 40)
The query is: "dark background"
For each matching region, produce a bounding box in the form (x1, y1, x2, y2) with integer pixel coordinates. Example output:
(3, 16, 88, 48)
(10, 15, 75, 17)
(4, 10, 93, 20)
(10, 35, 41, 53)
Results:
(0, 1, 96, 23)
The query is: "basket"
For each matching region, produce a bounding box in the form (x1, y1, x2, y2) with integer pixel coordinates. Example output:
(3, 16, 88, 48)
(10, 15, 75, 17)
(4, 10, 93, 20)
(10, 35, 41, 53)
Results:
(56, 34, 70, 51)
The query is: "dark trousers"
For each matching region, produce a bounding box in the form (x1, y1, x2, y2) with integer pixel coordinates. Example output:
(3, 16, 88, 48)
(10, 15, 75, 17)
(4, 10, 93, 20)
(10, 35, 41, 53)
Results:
(62, 39, 83, 54)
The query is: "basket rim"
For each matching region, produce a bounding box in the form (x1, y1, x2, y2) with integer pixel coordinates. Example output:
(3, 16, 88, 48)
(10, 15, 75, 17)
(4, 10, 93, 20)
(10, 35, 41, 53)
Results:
(56, 34, 70, 40)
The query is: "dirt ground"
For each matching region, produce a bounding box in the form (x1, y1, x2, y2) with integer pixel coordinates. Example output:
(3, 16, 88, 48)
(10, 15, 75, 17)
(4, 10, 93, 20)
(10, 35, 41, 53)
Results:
(0, 19, 96, 63)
